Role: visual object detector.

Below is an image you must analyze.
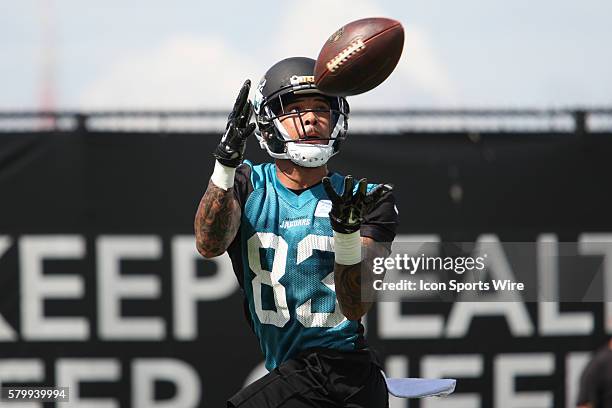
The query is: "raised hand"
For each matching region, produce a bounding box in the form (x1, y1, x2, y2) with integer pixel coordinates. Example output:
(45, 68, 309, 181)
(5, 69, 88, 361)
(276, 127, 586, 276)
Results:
(213, 79, 256, 167)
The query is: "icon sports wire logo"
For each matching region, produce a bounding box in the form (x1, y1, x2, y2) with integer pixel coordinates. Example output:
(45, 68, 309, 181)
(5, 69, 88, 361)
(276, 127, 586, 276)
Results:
(372, 253, 487, 275)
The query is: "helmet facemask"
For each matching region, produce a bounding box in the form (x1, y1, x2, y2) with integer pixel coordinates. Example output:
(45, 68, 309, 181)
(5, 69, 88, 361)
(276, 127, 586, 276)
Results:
(254, 76, 349, 168)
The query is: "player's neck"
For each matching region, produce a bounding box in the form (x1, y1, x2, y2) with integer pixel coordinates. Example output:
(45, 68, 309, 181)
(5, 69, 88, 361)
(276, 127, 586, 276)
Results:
(275, 159, 328, 190)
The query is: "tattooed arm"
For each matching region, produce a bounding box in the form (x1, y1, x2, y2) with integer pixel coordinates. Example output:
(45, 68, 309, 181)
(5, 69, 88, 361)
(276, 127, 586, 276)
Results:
(194, 181, 241, 258)
(195, 79, 254, 258)
(334, 237, 390, 320)
(322, 175, 396, 321)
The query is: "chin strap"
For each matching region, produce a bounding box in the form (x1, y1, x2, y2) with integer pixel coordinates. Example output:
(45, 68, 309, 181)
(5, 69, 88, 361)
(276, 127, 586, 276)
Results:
(286, 143, 335, 168)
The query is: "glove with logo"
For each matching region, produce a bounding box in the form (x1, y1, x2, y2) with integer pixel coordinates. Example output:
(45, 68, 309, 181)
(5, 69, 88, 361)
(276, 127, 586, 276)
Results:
(322, 175, 393, 234)
(213, 79, 256, 168)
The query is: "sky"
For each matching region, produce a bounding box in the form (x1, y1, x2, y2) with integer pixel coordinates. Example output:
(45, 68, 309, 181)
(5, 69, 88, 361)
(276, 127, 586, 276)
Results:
(1, 0, 611, 111)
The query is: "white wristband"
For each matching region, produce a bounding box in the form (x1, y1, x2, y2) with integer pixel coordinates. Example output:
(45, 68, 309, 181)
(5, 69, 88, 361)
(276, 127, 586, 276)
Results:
(333, 230, 362, 265)
(210, 161, 236, 191)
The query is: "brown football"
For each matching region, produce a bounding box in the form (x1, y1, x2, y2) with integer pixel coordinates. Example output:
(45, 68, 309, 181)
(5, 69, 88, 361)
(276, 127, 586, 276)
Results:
(314, 17, 404, 96)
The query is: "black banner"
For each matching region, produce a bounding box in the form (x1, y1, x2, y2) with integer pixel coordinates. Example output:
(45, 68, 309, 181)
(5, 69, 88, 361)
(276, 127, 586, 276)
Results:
(1, 130, 612, 407)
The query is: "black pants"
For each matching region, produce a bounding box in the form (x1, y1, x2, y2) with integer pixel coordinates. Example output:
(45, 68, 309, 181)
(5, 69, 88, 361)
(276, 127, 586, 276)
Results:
(227, 348, 389, 408)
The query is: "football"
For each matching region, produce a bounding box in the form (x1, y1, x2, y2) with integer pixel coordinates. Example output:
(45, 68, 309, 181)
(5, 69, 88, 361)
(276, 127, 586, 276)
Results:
(314, 17, 404, 96)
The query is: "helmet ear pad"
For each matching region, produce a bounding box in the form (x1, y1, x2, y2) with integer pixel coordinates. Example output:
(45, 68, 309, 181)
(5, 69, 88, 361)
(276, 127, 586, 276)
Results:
(261, 124, 285, 154)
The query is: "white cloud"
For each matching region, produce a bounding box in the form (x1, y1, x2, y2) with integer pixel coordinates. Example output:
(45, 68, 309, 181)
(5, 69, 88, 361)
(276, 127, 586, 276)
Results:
(79, 34, 260, 109)
(348, 24, 458, 108)
(273, 0, 457, 107)
(274, 0, 386, 58)
(79, 1, 455, 110)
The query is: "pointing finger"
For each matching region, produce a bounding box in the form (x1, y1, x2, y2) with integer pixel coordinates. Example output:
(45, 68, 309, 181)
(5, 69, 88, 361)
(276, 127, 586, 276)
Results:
(228, 79, 251, 122)
(238, 100, 253, 128)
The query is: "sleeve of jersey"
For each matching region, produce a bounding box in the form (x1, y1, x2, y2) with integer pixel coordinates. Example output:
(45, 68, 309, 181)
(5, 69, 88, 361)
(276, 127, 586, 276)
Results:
(226, 163, 252, 281)
(360, 190, 399, 243)
(226, 163, 255, 332)
(231, 163, 253, 210)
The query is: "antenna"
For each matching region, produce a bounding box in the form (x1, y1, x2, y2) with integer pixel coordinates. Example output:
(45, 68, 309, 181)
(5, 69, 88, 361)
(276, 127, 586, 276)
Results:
(39, 0, 56, 128)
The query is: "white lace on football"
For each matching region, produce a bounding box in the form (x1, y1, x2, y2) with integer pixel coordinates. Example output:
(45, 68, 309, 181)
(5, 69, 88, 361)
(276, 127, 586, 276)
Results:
(326, 39, 366, 73)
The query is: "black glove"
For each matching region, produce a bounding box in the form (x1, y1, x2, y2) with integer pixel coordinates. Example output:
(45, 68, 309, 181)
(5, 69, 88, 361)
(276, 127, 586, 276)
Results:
(322, 175, 393, 234)
(213, 80, 256, 168)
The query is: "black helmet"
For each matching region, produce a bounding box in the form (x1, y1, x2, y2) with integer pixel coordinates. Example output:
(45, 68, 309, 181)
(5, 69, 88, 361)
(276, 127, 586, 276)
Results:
(253, 57, 350, 167)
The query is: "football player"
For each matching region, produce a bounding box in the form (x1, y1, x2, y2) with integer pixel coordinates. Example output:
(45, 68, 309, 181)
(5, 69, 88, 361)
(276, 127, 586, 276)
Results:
(195, 57, 398, 407)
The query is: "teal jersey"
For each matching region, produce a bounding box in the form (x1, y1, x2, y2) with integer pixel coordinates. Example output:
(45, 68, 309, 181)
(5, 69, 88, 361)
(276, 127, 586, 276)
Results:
(227, 161, 397, 371)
